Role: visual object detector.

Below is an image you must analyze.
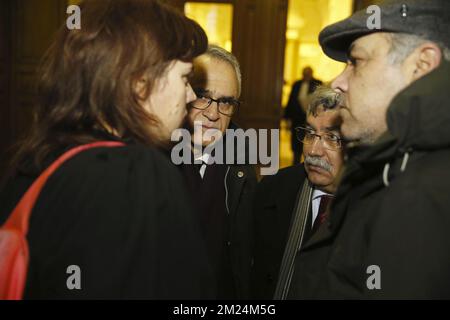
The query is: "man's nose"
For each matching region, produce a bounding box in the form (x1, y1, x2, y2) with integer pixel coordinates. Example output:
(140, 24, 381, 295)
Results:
(203, 101, 220, 121)
(331, 65, 350, 93)
(308, 136, 325, 156)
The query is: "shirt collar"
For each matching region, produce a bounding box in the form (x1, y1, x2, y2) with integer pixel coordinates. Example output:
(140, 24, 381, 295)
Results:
(312, 188, 333, 200)
(194, 152, 212, 165)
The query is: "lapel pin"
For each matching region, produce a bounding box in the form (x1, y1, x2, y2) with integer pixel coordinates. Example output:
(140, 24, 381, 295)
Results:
(400, 4, 408, 18)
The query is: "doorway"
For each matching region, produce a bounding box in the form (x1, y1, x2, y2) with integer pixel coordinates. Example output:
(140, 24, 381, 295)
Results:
(280, 0, 353, 168)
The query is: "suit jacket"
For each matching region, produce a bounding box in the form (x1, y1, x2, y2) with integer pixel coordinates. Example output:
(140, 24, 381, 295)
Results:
(226, 163, 257, 299)
(177, 122, 258, 299)
(215, 122, 258, 299)
(250, 164, 333, 299)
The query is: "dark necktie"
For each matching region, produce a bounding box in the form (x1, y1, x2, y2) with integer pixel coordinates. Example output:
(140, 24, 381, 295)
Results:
(312, 195, 333, 233)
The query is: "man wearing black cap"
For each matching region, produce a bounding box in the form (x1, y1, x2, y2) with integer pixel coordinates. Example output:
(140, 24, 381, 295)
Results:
(287, 0, 450, 299)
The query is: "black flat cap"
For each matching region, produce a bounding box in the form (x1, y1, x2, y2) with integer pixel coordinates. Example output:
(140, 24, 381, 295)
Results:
(319, 0, 450, 62)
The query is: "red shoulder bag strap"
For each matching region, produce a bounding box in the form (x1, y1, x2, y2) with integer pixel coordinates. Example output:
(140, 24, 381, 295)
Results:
(0, 141, 125, 299)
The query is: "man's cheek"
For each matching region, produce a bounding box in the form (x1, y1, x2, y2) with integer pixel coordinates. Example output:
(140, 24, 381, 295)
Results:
(222, 119, 231, 132)
(188, 110, 200, 125)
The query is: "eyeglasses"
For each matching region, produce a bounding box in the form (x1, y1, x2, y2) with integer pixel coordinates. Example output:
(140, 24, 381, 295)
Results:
(190, 92, 240, 117)
(295, 126, 343, 151)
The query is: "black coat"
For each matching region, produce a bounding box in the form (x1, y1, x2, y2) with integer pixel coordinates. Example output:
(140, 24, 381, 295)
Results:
(0, 141, 215, 299)
(292, 61, 450, 299)
(251, 164, 319, 299)
(176, 123, 258, 299)
(226, 162, 257, 299)
(222, 125, 258, 299)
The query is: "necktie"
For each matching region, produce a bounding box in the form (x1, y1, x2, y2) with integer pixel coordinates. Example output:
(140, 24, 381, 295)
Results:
(312, 195, 333, 233)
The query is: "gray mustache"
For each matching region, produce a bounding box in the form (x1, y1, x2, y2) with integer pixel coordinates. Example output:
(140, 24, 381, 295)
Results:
(305, 155, 332, 173)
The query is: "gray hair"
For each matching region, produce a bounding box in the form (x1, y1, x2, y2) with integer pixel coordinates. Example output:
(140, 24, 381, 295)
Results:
(205, 45, 242, 97)
(307, 85, 342, 116)
(387, 33, 450, 64)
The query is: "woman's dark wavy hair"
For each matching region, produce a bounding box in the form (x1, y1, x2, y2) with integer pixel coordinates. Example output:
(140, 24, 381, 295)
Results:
(9, 0, 207, 174)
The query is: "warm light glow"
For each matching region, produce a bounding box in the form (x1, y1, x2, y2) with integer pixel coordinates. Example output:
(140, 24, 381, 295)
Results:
(184, 2, 233, 52)
(280, 0, 353, 168)
(283, 0, 353, 106)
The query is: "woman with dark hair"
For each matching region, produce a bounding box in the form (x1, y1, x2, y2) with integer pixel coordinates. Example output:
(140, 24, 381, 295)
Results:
(0, 0, 214, 299)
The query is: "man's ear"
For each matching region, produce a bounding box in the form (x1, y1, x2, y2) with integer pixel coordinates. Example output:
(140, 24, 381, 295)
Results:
(406, 42, 442, 81)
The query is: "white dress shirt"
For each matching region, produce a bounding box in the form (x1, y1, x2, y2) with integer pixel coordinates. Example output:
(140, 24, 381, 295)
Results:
(194, 153, 211, 179)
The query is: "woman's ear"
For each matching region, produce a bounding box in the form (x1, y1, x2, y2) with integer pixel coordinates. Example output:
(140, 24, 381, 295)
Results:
(134, 77, 148, 100)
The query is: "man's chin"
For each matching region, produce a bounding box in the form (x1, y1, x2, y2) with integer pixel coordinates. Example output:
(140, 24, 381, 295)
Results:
(191, 138, 216, 148)
(308, 178, 333, 191)
(341, 124, 377, 146)
(201, 140, 214, 147)
(306, 167, 332, 184)
(306, 164, 328, 174)
(340, 126, 352, 142)
(339, 109, 357, 138)
(340, 121, 361, 143)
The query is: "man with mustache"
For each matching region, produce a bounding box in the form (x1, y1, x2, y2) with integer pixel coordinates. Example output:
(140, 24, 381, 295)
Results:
(284, 66, 323, 165)
(251, 86, 344, 299)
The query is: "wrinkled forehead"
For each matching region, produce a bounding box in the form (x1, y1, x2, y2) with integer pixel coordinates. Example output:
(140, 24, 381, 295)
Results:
(191, 55, 239, 98)
(306, 108, 341, 131)
(349, 32, 392, 58)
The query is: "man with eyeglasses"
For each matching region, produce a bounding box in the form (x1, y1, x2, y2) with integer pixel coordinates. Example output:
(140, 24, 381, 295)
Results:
(177, 45, 257, 299)
(251, 86, 344, 299)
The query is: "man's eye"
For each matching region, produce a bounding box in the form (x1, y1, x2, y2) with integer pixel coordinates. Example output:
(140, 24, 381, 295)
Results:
(325, 133, 340, 142)
(348, 57, 355, 65)
(197, 95, 211, 102)
(218, 99, 232, 106)
(348, 56, 362, 67)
